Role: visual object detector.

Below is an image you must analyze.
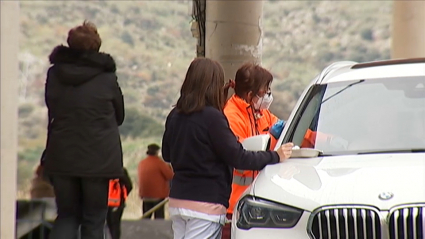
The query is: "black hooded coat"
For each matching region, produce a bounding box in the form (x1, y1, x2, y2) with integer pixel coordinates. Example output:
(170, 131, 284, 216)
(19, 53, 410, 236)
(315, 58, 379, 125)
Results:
(44, 45, 125, 178)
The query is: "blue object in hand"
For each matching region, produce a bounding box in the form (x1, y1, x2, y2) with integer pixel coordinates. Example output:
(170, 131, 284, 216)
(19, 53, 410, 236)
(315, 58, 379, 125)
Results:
(270, 119, 286, 139)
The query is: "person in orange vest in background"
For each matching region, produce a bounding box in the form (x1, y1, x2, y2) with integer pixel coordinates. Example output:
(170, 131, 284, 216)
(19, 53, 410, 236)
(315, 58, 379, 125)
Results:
(221, 63, 285, 239)
(106, 167, 133, 239)
(138, 144, 174, 219)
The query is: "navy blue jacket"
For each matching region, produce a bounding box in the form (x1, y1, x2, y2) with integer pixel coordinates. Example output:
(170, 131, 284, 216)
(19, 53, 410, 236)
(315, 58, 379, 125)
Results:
(162, 106, 279, 208)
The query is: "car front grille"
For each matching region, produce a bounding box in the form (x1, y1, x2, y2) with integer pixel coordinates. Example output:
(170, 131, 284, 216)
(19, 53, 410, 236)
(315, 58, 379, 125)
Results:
(389, 205, 425, 239)
(309, 206, 381, 239)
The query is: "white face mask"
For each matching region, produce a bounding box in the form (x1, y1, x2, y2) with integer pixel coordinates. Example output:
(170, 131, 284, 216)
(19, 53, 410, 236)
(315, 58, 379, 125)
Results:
(253, 92, 273, 110)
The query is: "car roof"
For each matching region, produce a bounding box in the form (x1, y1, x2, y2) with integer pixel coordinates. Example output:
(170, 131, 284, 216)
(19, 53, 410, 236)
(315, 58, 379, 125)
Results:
(318, 58, 425, 84)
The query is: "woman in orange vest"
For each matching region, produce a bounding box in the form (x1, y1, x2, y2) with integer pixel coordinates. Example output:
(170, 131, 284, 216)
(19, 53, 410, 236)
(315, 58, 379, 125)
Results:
(222, 63, 290, 239)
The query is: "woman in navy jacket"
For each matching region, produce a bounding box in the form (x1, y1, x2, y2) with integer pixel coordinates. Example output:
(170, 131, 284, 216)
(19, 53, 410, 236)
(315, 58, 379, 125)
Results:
(162, 57, 293, 239)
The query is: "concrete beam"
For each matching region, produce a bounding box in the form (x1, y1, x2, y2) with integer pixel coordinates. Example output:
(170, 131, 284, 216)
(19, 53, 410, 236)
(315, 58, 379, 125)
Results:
(205, 0, 263, 86)
(392, 1, 425, 59)
(0, 1, 20, 239)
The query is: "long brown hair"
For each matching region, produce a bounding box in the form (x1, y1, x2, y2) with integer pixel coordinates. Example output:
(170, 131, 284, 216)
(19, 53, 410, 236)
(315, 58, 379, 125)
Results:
(176, 57, 226, 114)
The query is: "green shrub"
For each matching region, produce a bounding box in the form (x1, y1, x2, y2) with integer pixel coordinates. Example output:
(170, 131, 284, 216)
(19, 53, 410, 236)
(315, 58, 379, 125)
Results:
(119, 108, 164, 138)
(18, 103, 34, 118)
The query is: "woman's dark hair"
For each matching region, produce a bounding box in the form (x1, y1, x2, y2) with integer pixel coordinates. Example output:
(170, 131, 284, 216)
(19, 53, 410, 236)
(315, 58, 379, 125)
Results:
(234, 63, 273, 98)
(176, 57, 226, 114)
(67, 20, 102, 51)
(146, 144, 160, 156)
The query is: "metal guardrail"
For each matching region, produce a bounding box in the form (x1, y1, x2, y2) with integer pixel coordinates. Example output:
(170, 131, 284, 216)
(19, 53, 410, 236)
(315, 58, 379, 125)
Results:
(16, 200, 110, 239)
(16, 199, 55, 239)
(141, 198, 169, 219)
(17, 198, 187, 238)
(16, 199, 106, 239)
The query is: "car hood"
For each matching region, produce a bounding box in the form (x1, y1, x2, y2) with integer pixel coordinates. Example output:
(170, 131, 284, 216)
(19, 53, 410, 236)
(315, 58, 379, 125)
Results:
(252, 153, 425, 212)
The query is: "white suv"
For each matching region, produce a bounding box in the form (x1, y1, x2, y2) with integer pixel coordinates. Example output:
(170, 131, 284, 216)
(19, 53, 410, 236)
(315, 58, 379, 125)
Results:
(232, 58, 425, 239)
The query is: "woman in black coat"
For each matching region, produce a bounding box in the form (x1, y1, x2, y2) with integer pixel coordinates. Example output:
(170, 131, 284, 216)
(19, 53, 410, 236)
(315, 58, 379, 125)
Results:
(44, 21, 125, 239)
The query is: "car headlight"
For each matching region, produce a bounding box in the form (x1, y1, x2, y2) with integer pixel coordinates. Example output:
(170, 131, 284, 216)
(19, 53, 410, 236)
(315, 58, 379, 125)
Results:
(236, 195, 303, 230)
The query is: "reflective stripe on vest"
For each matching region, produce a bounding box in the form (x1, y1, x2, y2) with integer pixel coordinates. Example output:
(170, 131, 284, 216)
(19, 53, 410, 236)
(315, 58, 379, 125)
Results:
(232, 174, 254, 186)
(235, 169, 245, 174)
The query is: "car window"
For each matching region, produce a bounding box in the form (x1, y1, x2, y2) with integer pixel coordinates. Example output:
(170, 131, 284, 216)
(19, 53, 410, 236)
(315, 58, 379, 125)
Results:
(291, 86, 326, 146)
(285, 76, 425, 155)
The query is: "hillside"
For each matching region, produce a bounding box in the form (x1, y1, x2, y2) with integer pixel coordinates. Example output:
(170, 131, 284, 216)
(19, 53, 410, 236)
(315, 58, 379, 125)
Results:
(17, 0, 392, 218)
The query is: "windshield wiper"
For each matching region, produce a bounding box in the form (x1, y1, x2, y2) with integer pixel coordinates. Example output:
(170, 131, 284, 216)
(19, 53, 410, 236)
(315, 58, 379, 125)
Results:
(321, 80, 365, 104)
(357, 148, 425, 155)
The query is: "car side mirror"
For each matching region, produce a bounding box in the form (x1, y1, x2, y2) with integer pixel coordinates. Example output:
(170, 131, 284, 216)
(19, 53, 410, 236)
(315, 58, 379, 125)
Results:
(241, 134, 271, 151)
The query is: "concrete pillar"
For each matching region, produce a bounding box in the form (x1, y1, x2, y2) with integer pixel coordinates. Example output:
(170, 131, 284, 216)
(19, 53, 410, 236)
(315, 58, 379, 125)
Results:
(192, 0, 206, 57)
(205, 0, 263, 90)
(0, 1, 20, 239)
(391, 1, 425, 59)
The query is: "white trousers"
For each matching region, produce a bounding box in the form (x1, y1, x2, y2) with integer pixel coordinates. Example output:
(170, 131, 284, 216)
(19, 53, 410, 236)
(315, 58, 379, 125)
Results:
(169, 207, 226, 239)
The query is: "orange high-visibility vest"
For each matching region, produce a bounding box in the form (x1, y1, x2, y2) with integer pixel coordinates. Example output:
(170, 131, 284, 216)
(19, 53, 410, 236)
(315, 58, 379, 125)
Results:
(301, 129, 333, 148)
(108, 179, 128, 207)
(108, 179, 121, 207)
(224, 95, 279, 214)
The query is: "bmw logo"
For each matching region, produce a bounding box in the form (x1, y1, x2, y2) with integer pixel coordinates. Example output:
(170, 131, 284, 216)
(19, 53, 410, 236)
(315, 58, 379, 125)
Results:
(378, 192, 394, 200)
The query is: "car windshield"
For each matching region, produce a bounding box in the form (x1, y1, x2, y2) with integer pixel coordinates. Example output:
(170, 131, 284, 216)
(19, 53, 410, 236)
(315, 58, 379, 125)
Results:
(287, 76, 425, 155)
